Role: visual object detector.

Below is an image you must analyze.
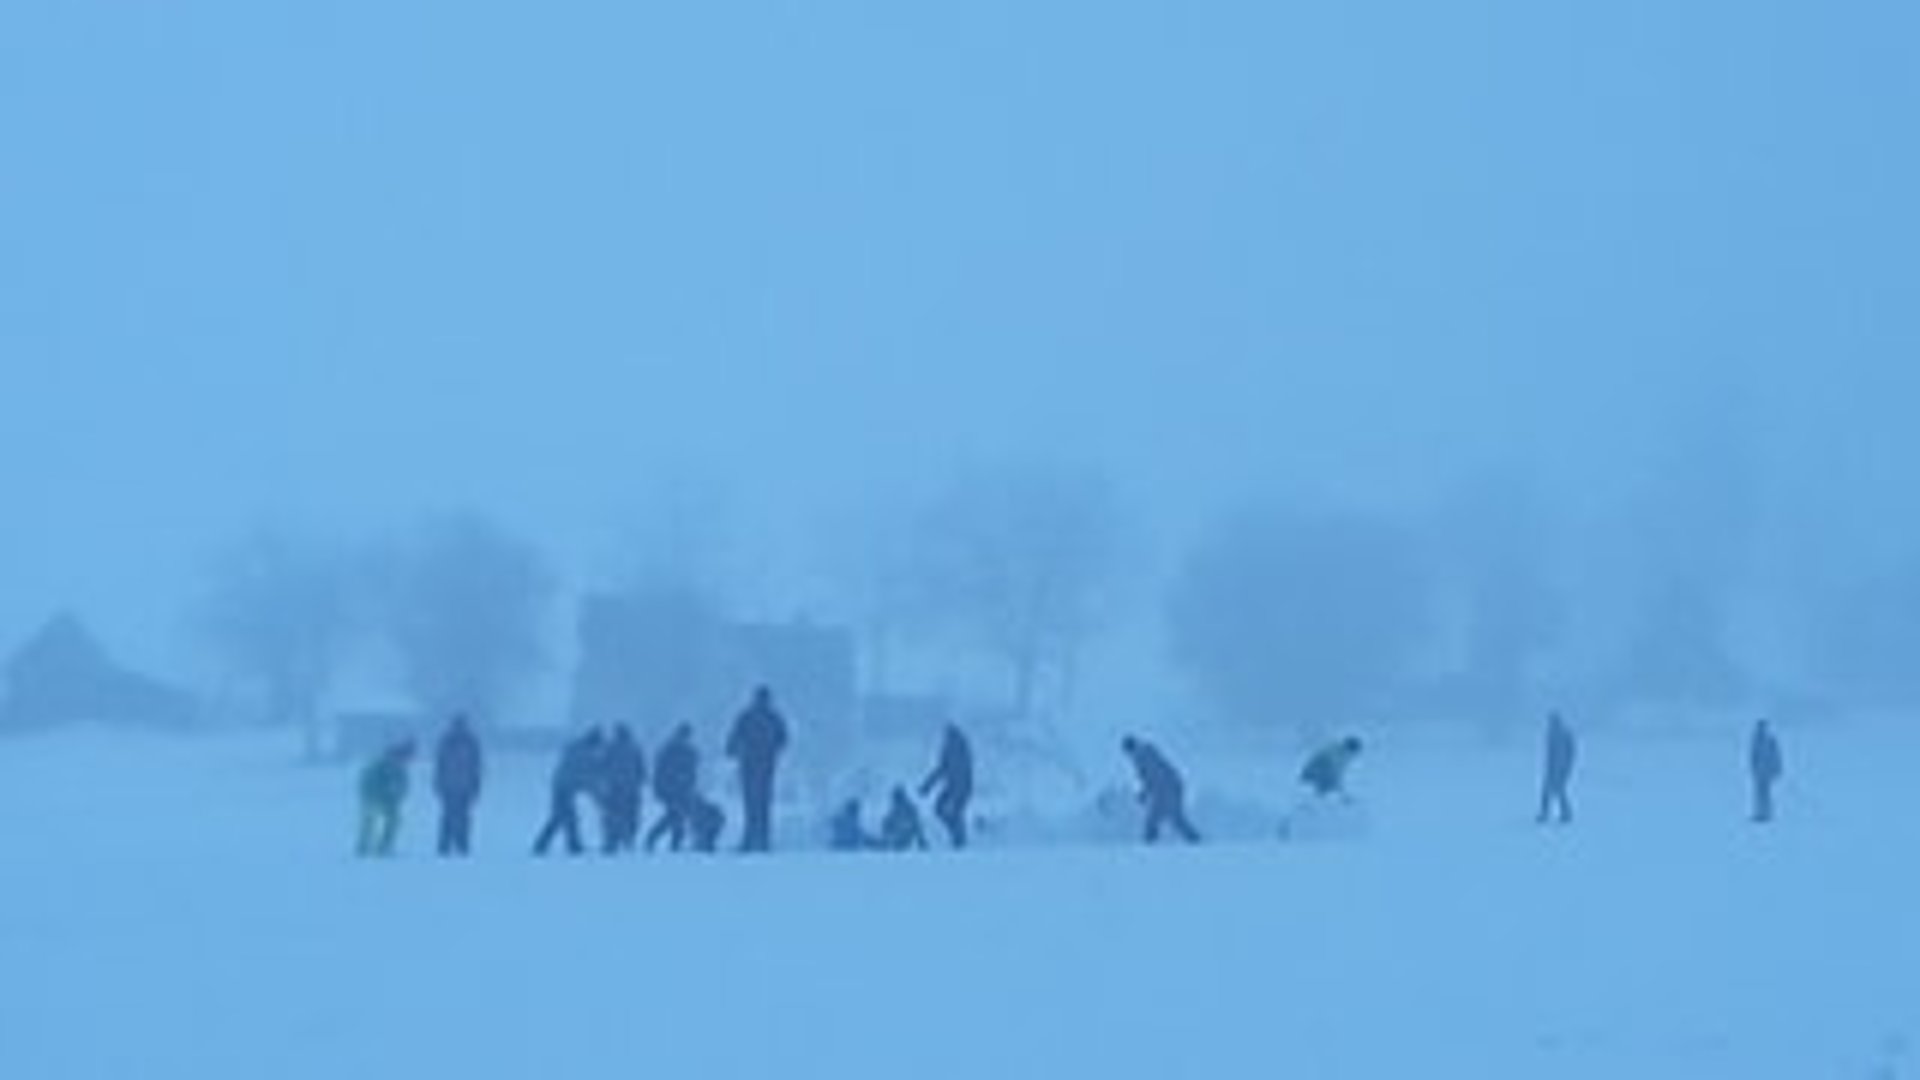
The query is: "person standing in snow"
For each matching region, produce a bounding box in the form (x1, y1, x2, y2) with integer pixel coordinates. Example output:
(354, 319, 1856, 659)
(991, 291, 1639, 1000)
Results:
(1536, 713, 1577, 825)
(534, 727, 605, 857)
(918, 723, 975, 849)
(725, 686, 789, 854)
(1121, 735, 1202, 844)
(357, 739, 417, 858)
(597, 724, 647, 855)
(1300, 736, 1364, 800)
(1748, 719, 1783, 824)
(879, 786, 928, 851)
(433, 715, 484, 856)
(646, 724, 702, 853)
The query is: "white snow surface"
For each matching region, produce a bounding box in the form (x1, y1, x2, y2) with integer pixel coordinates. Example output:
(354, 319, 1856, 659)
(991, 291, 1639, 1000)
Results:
(0, 723, 1914, 1079)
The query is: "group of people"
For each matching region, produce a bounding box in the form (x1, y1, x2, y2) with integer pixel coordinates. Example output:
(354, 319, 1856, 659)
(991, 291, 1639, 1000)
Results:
(353, 689, 1792, 858)
(827, 724, 975, 852)
(355, 686, 980, 859)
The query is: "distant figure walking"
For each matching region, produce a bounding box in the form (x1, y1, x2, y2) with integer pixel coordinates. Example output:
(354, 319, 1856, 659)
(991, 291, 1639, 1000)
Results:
(646, 724, 702, 853)
(1536, 713, 1577, 825)
(433, 716, 484, 856)
(880, 786, 928, 851)
(598, 724, 647, 854)
(1301, 736, 1364, 800)
(1748, 720, 1783, 823)
(534, 728, 605, 857)
(1121, 735, 1201, 844)
(725, 686, 790, 854)
(919, 724, 975, 849)
(357, 739, 417, 858)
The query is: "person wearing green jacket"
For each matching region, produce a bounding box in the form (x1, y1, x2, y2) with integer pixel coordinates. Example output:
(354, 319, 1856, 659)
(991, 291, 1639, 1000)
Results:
(357, 739, 417, 857)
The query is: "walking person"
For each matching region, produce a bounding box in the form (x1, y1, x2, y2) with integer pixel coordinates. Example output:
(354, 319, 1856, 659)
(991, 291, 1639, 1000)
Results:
(1537, 713, 1577, 825)
(534, 728, 605, 857)
(1749, 719, 1784, 824)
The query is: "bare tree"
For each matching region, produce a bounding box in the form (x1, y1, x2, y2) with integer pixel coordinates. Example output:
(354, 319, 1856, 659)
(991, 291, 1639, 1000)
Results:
(1167, 502, 1436, 741)
(902, 467, 1124, 728)
(374, 514, 554, 724)
(197, 530, 358, 759)
(1429, 475, 1567, 736)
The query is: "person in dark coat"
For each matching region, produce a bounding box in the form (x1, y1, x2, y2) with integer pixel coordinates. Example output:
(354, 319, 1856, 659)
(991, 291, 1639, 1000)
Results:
(357, 739, 417, 858)
(1536, 713, 1577, 825)
(725, 686, 790, 853)
(1121, 735, 1201, 844)
(879, 786, 928, 851)
(1748, 719, 1783, 823)
(919, 724, 975, 849)
(433, 715, 484, 856)
(534, 728, 605, 857)
(829, 798, 875, 852)
(598, 724, 647, 855)
(646, 724, 701, 853)
(1301, 736, 1364, 799)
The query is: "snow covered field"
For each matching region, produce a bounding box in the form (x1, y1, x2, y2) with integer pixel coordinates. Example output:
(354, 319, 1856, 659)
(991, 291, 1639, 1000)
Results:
(1, 722, 1913, 1079)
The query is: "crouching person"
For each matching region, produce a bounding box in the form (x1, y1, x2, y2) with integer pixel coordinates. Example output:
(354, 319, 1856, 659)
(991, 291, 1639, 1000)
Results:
(1121, 735, 1201, 845)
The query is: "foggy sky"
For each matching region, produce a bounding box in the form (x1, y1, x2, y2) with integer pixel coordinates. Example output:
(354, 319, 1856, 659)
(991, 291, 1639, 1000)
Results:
(2, 1, 1915, 681)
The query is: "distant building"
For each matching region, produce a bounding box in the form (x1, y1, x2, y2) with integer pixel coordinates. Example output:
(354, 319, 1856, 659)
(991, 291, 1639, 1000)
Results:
(569, 589, 858, 791)
(1, 613, 198, 732)
(332, 709, 569, 762)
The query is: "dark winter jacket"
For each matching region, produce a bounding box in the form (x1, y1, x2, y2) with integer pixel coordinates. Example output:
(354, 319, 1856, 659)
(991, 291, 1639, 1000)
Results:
(434, 724, 483, 803)
(1750, 726, 1783, 781)
(1124, 740, 1185, 806)
(553, 734, 605, 797)
(1544, 719, 1577, 784)
(600, 730, 647, 801)
(654, 732, 699, 805)
(360, 748, 412, 810)
(726, 693, 789, 768)
(920, 727, 975, 803)
(1301, 740, 1361, 796)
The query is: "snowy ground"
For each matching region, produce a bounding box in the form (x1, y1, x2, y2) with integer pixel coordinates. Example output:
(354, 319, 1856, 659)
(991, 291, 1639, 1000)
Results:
(0, 722, 1914, 1079)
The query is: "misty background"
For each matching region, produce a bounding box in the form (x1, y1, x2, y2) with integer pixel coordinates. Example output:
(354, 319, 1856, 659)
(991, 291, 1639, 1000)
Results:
(2, 2, 1916, 750)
